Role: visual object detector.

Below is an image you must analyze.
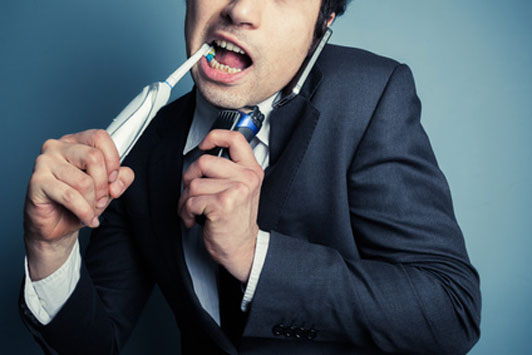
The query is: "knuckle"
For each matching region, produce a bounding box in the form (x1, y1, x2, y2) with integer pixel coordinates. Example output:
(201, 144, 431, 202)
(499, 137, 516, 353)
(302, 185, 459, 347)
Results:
(29, 172, 46, 187)
(85, 148, 104, 166)
(256, 167, 265, 181)
(233, 181, 249, 195)
(92, 129, 110, 145)
(61, 188, 78, 205)
(78, 206, 93, 222)
(41, 139, 58, 153)
(243, 169, 259, 187)
(197, 154, 211, 169)
(184, 197, 196, 212)
(34, 154, 49, 169)
(188, 178, 201, 195)
(218, 191, 235, 210)
(59, 133, 75, 143)
(78, 175, 94, 193)
(230, 131, 246, 144)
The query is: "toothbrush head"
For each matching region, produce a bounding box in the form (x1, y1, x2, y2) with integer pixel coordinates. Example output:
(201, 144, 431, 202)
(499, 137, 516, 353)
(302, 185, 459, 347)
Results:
(206, 47, 216, 63)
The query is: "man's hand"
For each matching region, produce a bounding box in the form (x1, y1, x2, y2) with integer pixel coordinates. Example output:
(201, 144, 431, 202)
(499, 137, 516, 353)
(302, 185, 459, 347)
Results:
(24, 129, 135, 280)
(178, 130, 264, 283)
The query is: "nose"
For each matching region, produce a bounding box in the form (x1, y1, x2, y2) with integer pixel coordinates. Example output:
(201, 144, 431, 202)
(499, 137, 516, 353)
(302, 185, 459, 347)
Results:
(222, 0, 263, 28)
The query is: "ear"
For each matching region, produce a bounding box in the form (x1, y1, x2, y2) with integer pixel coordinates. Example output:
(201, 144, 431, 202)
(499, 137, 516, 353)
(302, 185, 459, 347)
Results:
(326, 12, 336, 27)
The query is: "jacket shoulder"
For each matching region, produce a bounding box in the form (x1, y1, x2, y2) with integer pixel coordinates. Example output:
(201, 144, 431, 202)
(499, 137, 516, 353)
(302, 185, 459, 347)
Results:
(312, 44, 410, 116)
(318, 44, 401, 83)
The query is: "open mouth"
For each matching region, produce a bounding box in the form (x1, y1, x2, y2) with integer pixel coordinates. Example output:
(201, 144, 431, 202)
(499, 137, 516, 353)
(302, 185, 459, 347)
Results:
(208, 40, 253, 74)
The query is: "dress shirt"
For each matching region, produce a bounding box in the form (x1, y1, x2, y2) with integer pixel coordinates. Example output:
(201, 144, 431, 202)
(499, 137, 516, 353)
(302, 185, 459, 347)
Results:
(181, 90, 276, 324)
(24, 90, 277, 326)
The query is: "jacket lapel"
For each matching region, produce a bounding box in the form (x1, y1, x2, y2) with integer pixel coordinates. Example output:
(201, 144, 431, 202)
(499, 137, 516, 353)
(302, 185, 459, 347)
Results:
(148, 92, 194, 284)
(258, 64, 323, 232)
(145, 61, 323, 351)
(147, 92, 236, 354)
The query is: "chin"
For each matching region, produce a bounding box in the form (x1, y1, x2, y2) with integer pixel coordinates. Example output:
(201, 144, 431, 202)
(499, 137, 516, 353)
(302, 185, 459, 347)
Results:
(197, 84, 256, 110)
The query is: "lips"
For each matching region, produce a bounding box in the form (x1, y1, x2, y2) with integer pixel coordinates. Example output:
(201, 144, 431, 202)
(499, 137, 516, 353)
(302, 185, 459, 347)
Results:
(208, 39, 253, 74)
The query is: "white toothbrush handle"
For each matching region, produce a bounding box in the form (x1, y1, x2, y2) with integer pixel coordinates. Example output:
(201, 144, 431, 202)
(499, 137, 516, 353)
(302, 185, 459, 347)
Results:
(165, 43, 212, 88)
(106, 82, 170, 162)
(106, 44, 213, 162)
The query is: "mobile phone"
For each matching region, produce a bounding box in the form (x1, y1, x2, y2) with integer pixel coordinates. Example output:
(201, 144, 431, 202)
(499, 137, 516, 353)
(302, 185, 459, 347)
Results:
(273, 28, 332, 108)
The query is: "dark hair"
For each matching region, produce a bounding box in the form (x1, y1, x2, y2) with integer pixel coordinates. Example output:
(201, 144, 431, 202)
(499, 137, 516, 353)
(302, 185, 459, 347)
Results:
(315, 0, 350, 39)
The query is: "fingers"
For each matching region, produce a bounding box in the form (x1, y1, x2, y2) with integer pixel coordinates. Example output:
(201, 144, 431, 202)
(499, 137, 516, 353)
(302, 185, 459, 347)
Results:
(180, 129, 264, 229)
(39, 176, 99, 228)
(62, 129, 120, 182)
(42, 130, 120, 204)
(38, 163, 134, 226)
(35, 130, 133, 225)
(179, 194, 213, 228)
(182, 154, 262, 199)
(199, 130, 257, 166)
(51, 162, 97, 208)
(179, 186, 246, 229)
(109, 167, 135, 199)
(62, 144, 109, 204)
(179, 178, 233, 226)
(183, 150, 263, 189)
(182, 154, 238, 187)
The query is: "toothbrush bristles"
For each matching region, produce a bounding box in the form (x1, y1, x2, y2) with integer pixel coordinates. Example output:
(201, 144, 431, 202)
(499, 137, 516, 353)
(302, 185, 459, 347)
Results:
(206, 48, 216, 63)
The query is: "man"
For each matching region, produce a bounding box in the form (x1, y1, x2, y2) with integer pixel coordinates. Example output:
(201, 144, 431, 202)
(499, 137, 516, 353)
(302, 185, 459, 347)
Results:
(20, 0, 481, 353)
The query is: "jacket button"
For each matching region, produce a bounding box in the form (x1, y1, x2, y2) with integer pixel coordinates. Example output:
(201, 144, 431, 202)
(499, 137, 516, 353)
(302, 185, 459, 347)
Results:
(306, 328, 317, 340)
(284, 326, 296, 337)
(294, 327, 305, 339)
(272, 324, 285, 336)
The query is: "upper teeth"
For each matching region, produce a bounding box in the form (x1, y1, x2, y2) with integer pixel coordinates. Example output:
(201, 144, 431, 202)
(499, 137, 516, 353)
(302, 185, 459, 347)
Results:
(214, 40, 246, 55)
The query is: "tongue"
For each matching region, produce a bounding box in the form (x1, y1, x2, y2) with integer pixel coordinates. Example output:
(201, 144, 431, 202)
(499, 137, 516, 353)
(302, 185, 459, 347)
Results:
(215, 48, 251, 70)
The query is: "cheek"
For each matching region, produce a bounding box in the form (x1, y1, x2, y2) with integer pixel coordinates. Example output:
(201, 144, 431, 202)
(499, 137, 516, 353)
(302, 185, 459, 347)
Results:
(271, 29, 313, 77)
(185, 1, 204, 40)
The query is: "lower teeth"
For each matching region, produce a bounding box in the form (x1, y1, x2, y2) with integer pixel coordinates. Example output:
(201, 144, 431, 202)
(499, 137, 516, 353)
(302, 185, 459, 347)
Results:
(209, 57, 242, 74)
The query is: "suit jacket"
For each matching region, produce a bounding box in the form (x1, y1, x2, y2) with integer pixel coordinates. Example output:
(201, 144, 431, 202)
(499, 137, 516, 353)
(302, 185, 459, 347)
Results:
(20, 44, 481, 354)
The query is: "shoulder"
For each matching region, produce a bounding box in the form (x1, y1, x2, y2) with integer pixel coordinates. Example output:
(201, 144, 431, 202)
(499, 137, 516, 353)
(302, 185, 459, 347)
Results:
(317, 44, 405, 92)
(312, 44, 417, 111)
(318, 44, 400, 78)
(309, 45, 420, 154)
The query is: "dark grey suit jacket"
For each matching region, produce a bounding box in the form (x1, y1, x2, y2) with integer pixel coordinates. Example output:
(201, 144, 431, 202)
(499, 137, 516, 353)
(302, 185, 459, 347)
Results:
(20, 44, 481, 354)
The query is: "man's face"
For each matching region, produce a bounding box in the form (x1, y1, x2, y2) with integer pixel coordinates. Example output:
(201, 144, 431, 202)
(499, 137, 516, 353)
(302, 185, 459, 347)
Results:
(185, 0, 322, 109)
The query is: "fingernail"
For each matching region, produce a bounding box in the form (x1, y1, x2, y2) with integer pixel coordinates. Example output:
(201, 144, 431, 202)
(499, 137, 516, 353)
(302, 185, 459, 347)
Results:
(96, 196, 108, 208)
(90, 217, 100, 228)
(113, 179, 125, 196)
(109, 170, 118, 183)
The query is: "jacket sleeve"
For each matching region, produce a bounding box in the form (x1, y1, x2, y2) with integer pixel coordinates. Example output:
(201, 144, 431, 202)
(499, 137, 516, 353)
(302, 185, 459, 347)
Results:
(19, 197, 154, 355)
(244, 64, 481, 354)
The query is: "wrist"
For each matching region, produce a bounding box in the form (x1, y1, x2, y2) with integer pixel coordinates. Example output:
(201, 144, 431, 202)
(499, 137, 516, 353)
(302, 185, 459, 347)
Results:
(24, 231, 78, 281)
(230, 230, 258, 283)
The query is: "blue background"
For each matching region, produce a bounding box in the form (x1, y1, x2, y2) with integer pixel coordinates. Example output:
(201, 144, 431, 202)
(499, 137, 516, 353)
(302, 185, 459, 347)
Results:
(1, 1, 530, 353)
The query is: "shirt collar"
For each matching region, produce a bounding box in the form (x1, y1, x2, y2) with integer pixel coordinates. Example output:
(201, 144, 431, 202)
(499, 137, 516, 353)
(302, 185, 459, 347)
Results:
(183, 89, 278, 155)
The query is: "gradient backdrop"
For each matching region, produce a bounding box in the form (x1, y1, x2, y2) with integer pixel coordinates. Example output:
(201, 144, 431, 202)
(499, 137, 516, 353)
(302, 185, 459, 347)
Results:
(1, 1, 530, 353)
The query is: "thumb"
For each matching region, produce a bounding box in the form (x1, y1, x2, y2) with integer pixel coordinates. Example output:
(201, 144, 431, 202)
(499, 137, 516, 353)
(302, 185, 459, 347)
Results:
(109, 166, 135, 199)
(94, 167, 135, 216)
